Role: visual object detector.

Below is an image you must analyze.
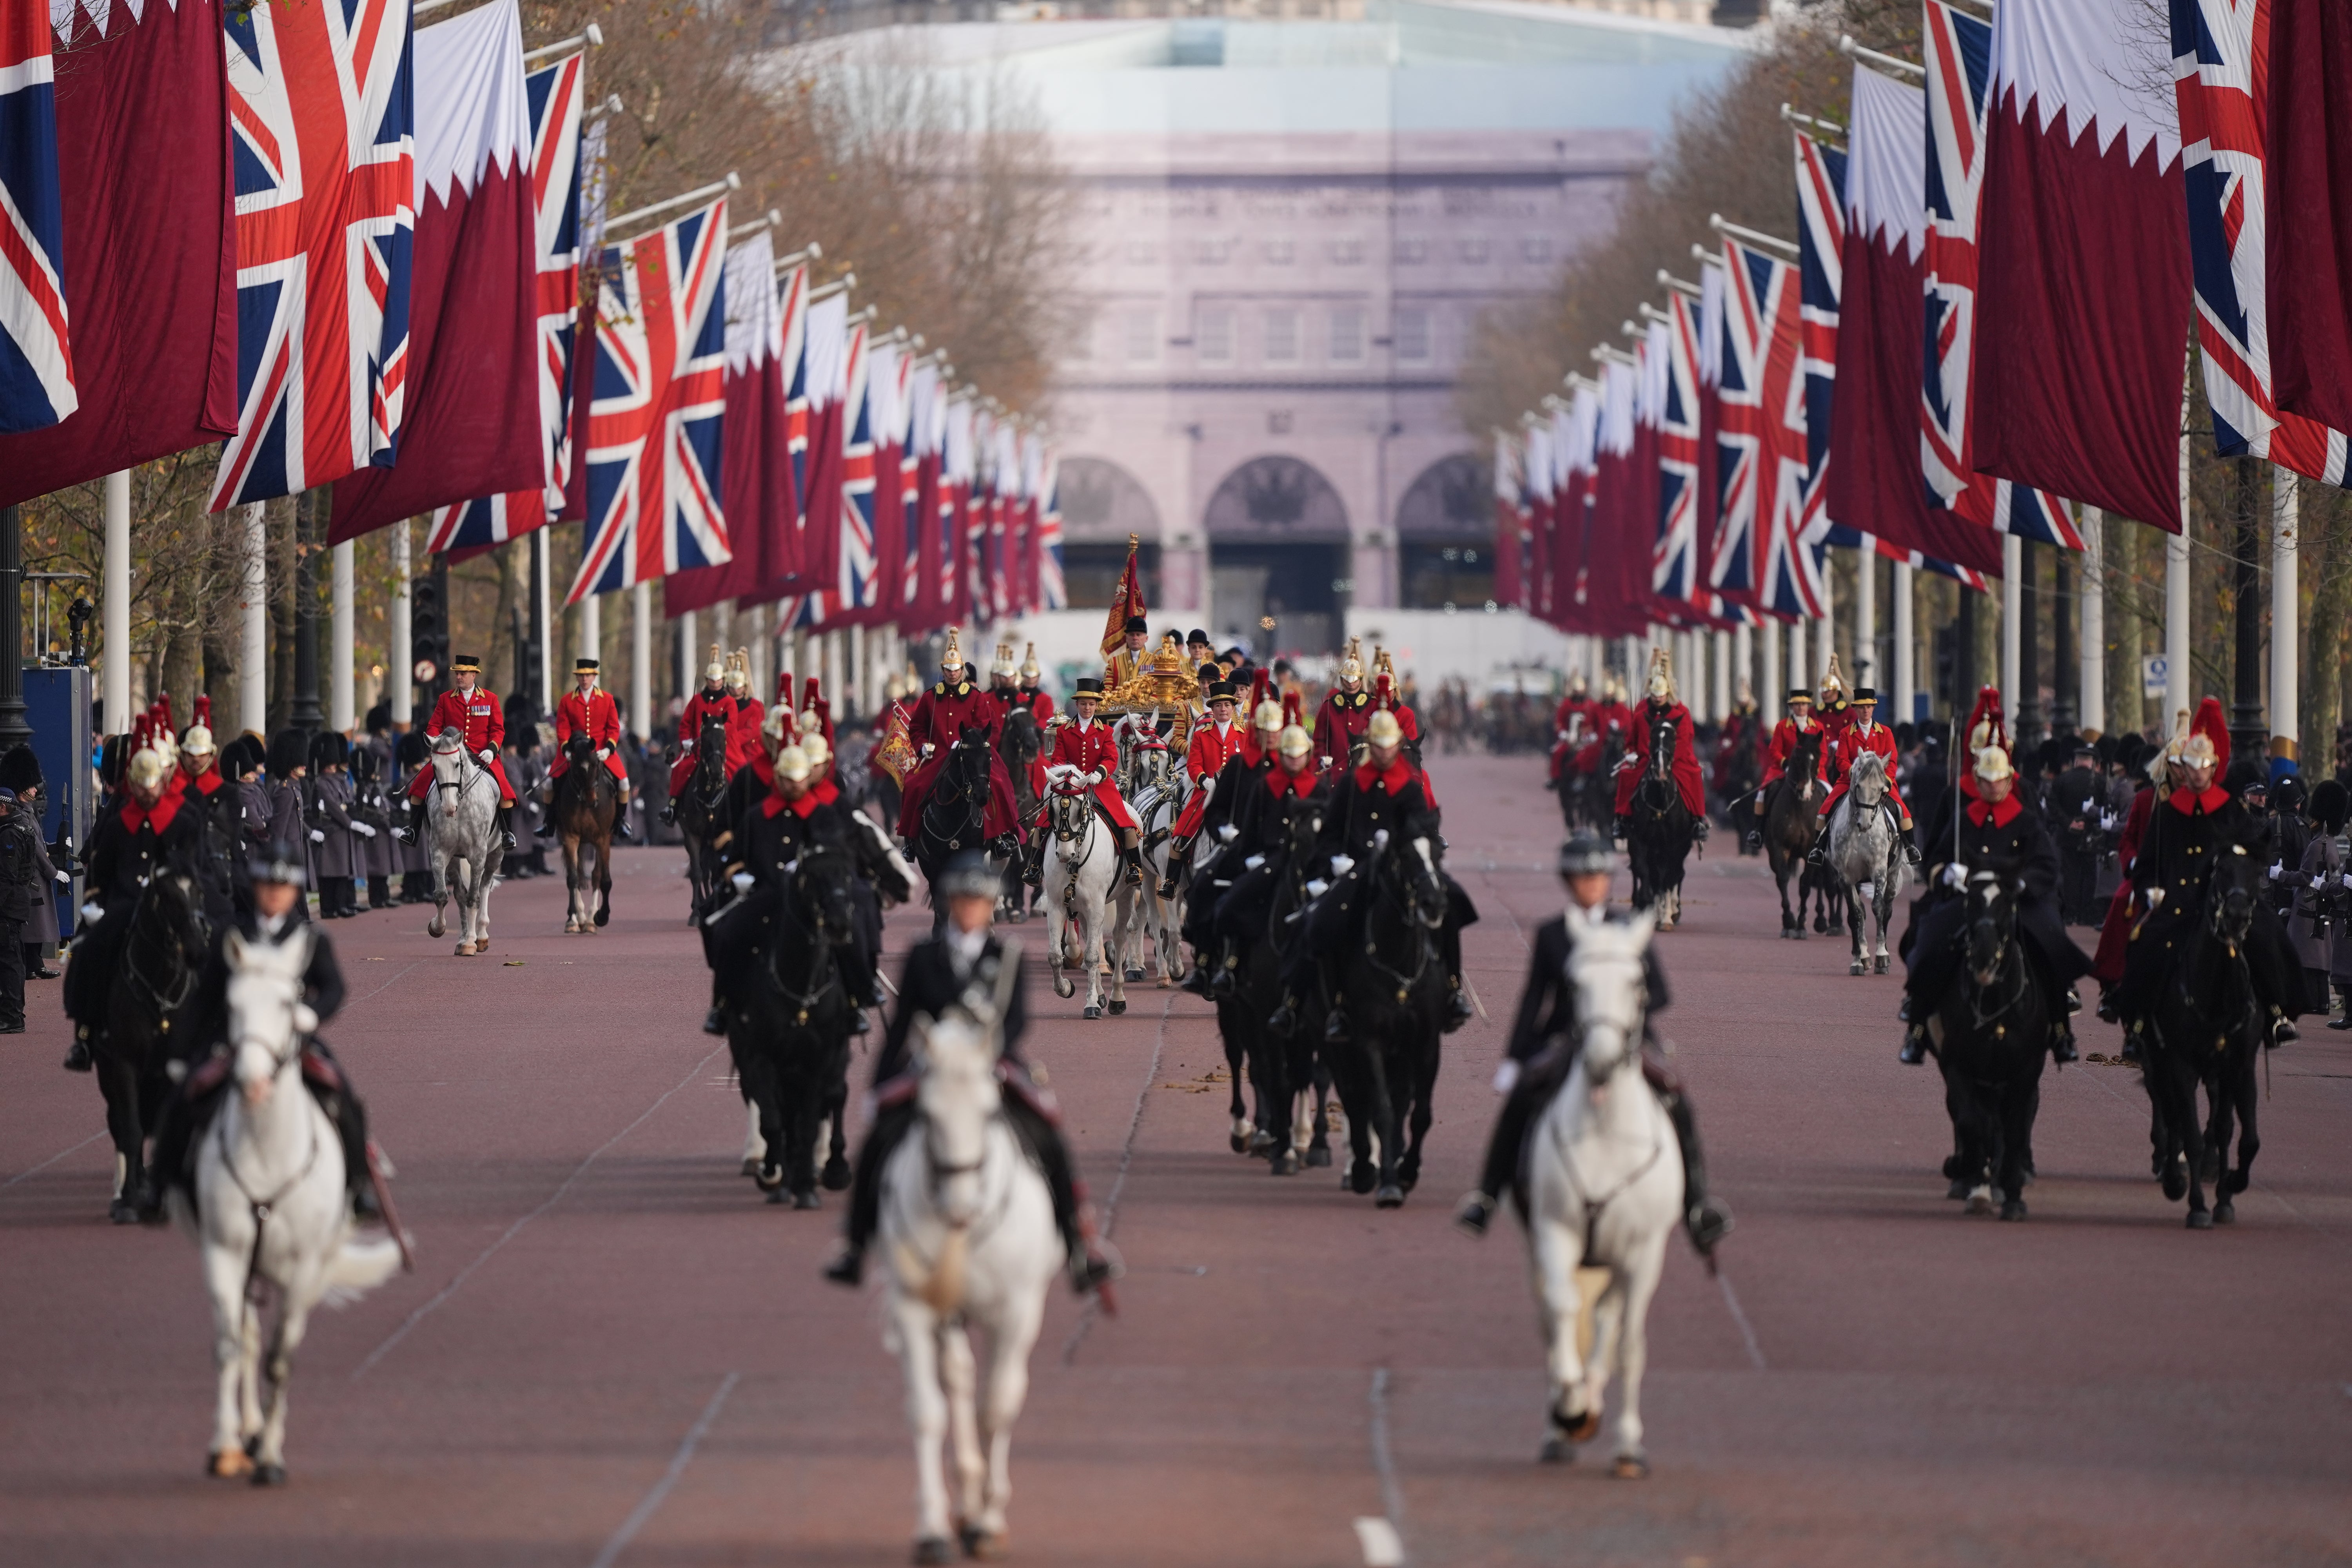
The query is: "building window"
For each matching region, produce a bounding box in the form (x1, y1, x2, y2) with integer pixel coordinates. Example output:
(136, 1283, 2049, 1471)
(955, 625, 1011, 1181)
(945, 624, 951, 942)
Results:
(1262, 239, 1295, 265)
(1264, 308, 1299, 363)
(1459, 237, 1489, 264)
(1395, 307, 1430, 362)
(1394, 238, 1427, 264)
(1198, 306, 1234, 363)
(1125, 309, 1159, 362)
(1196, 239, 1230, 265)
(1521, 236, 1552, 263)
(1330, 238, 1365, 265)
(1329, 306, 1364, 362)
(1268, 410, 1292, 435)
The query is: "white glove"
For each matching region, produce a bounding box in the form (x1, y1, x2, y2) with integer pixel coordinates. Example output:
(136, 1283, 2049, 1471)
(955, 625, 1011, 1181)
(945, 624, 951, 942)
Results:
(595, 746, 611, 760)
(2313, 875, 2328, 889)
(353, 822, 377, 838)
(1330, 854, 1356, 877)
(479, 748, 497, 765)
(309, 829, 325, 844)
(1492, 1059, 1521, 1095)
(292, 1002, 319, 1036)
(1306, 878, 1329, 899)
(1940, 862, 1965, 890)
(731, 871, 755, 894)
(54, 869, 69, 884)
(1244, 854, 1265, 870)
(2270, 861, 2285, 881)
(1216, 824, 1239, 844)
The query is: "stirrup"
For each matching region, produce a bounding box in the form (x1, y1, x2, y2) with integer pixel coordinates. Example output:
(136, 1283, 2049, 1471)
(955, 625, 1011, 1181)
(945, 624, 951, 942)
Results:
(1686, 1197, 1733, 1254)
(1323, 1008, 1349, 1044)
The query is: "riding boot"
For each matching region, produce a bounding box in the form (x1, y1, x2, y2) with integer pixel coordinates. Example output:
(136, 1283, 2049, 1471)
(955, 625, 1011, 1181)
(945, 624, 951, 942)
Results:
(659, 795, 679, 826)
(1662, 1091, 1733, 1256)
(1122, 841, 1145, 891)
(1899, 1019, 1929, 1064)
(1440, 923, 1473, 1031)
(1207, 940, 1240, 999)
(1159, 836, 1191, 900)
(397, 795, 426, 846)
(2049, 1016, 2079, 1064)
(824, 1102, 918, 1287)
(138, 1084, 196, 1224)
(613, 799, 635, 843)
(494, 803, 517, 853)
(1022, 840, 1044, 888)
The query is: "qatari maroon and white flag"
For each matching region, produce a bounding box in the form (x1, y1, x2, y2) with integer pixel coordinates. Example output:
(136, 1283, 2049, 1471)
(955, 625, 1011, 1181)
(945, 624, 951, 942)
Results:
(330, 0, 537, 541)
(2265, 0, 2352, 436)
(1974, 0, 2191, 530)
(663, 229, 791, 616)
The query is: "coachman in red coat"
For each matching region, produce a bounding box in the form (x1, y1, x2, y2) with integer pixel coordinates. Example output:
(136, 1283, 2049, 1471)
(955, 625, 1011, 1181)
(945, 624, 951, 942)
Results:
(1808, 688, 1921, 864)
(401, 655, 519, 849)
(1037, 677, 1145, 889)
(543, 659, 634, 842)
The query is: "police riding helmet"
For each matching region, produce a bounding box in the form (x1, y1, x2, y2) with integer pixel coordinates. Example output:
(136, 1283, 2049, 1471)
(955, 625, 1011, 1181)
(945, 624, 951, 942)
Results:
(938, 849, 998, 901)
(249, 842, 309, 888)
(1558, 833, 1613, 878)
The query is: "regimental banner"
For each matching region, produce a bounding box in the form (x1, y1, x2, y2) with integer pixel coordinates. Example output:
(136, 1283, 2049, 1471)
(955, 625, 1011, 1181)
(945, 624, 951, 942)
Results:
(211, 0, 415, 508)
(567, 197, 729, 602)
(2173, 0, 2352, 485)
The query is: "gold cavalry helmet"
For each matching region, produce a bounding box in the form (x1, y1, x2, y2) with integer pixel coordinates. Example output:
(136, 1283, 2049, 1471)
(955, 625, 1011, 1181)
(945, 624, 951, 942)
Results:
(801, 731, 833, 772)
(724, 650, 749, 690)
(759, 704, 793, 755)
(704, 642, 725, 686)
(1818, 652, 1847, 703)
(1645, 646, 1673, 702)
(1253, 698, 1284, 732)
(1338, 636, 1364, 684)
(1276, 722, 1315, 758)
(773, 744, 813, 783)
(991, 641, 1018, 678)
(180, 723, 216, 761)
(1020, 642, 1042, 681)
(941, 626, 963, 672)
(1366, 709, 1404, 748)
(127, 746, 172, 795)
(1973, 744, 2014, 783)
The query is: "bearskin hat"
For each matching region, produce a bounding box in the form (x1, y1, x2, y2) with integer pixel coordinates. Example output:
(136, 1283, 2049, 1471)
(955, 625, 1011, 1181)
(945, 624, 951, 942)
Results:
(397, 730, 429, 768)
(0, 744, 43, 795)
(2310, 778, 2349, 834)
(266, 730, 310, 777)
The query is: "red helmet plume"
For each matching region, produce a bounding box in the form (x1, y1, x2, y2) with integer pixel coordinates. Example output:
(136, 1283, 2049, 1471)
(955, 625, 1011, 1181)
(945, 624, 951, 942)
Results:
(2189, 695, 2230, 773)
(776, 669, 794, 706)
(1373, 670, 1394, 709)
(1250, 668, 1272, 710)
(1281, 689, 1303, 728)
(802, 675, 824, 710)
(194, 695, 212, 729)
(1963, 685, 2009, 757)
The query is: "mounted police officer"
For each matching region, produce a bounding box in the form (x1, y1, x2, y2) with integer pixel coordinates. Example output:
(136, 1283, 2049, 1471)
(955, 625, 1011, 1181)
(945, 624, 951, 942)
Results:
(1898, 741, 2089, 1065)
(1454, 833, 1732, 1257)
(821, 851, 1117, 1298)
(138, 843, 380, 1225)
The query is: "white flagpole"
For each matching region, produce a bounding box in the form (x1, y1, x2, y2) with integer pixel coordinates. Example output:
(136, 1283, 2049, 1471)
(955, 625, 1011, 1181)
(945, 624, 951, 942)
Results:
(2271, 470, 2298, 761)
(1760, 622, 1780, 714)
(676, 609, 695, 716)
(578, 592, 601, 666)
(1892, 562, 1916, 725)
(103, 471, 130, 732)
(2076, 509, 2104, 737)
(534, 533, 553, 715)
(239, 501, 269, 737)
(2167, 369, 2192, 726)
(631, 581, 652, 742)
(390, 520, 412, 730)
(330, 539, 354, 733)
(2001, 534, 2022, 720)
(1855, 539, 1877, 689)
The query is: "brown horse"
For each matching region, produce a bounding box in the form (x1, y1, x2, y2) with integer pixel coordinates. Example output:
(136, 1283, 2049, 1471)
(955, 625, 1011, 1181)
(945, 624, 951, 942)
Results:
(1762, 730, 1828, 938)
(553, 731, 619, 932)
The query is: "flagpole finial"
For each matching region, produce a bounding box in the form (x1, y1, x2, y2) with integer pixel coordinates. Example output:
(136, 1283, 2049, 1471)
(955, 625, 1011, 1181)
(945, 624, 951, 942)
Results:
(1128, 532, 1139, 552)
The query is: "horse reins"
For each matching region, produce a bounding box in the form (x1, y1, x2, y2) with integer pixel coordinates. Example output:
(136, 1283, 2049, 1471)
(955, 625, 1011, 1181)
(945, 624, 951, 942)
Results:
(212, 1052, 326, 1305)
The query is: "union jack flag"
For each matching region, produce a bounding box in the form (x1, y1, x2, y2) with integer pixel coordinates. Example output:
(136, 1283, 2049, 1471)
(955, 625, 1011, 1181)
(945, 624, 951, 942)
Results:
(0, 0, 71, 433)
(1715, 239, 1817, 617)
(778, 260, 809, 568)
(833, 318, 877, 612)
(1034, 439, 1065, 610)
(2173, 0, 2352, 484)
(212, 0, 415, 508)
(423, 50, 585, 555)
(566, 197, 730, 603)
(1922, 0, 2080, 548)
(1793, 129, 1846, 553)
(1654, 298, 1702, 608)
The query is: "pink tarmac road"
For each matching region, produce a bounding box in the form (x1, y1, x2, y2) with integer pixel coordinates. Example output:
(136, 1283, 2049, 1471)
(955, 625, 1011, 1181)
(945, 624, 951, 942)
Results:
(4, 753, 2351, 1568)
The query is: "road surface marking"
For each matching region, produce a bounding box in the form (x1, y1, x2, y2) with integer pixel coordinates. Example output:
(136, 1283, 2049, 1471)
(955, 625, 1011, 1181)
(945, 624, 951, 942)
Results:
(353, 1042, 731, 1379)
(1360, 1365, 1406, 1566)
(2, 1130, 103, 1188)
(589, 1370, 739, 1568)
(1060, 991, 1174, 1367)
(1716, 1269, 1768, 1370)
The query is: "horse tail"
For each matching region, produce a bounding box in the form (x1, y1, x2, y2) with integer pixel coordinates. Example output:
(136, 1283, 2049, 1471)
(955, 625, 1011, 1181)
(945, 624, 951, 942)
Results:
(321, 1230, 403, 1306)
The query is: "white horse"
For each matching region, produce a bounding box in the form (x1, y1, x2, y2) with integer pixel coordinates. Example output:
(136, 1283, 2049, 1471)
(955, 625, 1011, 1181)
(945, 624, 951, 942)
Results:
(181, 927, 402, 1484)
(421, 726, 503, 956)
(1115, 715, 1186, 987)
(1824, 750, 1910, 976)
(877, 993, 1061, 1563)
(1038, 762, 1133, 1019)
(1521, 914, 1681, 1477)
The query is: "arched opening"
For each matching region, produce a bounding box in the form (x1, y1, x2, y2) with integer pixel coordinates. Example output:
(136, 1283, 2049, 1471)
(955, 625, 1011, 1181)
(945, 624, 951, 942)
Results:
(1202, 455, 1350, 658)
(1056, 456, 1164, 608)
(1394, 452, 1495, 611)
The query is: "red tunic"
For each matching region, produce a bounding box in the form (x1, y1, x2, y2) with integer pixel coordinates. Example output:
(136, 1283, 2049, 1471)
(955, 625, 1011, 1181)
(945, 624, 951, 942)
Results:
(1817, 719, 1907, 820)
(407, 686, 516, 802)
(1758, 715, 1823, 790)
(897, 679, 1019, 841)
(1611, 699, 1705, 817)
(668, 687, 739, 795)
(2091, 784, 2156, 982)
(1013, 686, 1055, 724)
(1173, 720, 1247, 838)
(1041, 718, 1137, 831)
(725, 694, 766, 778)
(550, 687, 629, 782)
(1312, 688, 1374, 769)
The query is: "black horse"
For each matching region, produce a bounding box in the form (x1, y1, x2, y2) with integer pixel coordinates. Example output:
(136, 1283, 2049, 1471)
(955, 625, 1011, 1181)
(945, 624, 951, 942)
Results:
(675, 708, 731, 919)
(1931, 868, 2049, 1221)
(1762, 731, 1828, 938)
(83, 869, 211, 1222)
(996, 706, 1044, 920)
(730, 845, 861, 1208)
(1624, 714, 1697, 929)
(2140, 845, 2266, 1228)
(1719, 720, 1763, 853)
(1327, 829, 1449, 1207)
(915, 728, 996, 933)
(1221, 804, 1336, 1176)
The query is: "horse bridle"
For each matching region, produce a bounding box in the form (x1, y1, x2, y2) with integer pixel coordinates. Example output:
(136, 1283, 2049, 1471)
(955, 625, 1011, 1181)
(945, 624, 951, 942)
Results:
(429, 740, 488, 806)
(922, 742, 986, 853)
(1964, 880, 2029, 1030)
(125, 877, 202, 1018)
(1360, 843, 1440, 1003)
(769, 851, 850, 1024)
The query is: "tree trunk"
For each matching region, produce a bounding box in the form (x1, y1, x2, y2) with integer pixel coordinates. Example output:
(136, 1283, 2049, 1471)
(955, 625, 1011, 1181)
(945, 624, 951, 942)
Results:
(2303, 504, 2347, 761)
(2107, 522, 2145, 737)
(269, 496, 295, 735)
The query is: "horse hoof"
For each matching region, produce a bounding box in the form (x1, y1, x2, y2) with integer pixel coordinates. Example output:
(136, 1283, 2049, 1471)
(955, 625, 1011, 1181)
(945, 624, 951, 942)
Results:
(1083, 1005, 1102, 1020)
(564, 918, 579, 934)
(1942, 1154, 1964, 1180)
(913, 1537, 953, 1566)
(594, 907, 611, 928)
(250, 1462, 287, 1488)
(1999, 1198, 2028, 1222)
(740, 1158, 759, 1178)
(1553, 1406, 1602, 1444)
(1539, 1436, 1574, 1465)
(1306, 1145, 1332, 1169)
(754, 1163, 785, 1193)
(1007, 909, 1026, 924)
(455, 942, 475, 957)
(1850, 961, 1866, 976)
(2196, 1151, 2220, 1185)
(821, 1158, 851, 1191)
(1124, 967, 1143, 984)
(1875, 956, 1890, 975)
(1230, 1131, 1252, 1155)
(1053, 976, 1074, 999)
(1375, 1183, 1405, 1209)
(109, 1198, 138, 1225)
(1108, 999, 1127, 1016)
(766, 1186, 789, 1205)
(1965, 1187, 1993, 1216)
(794, 1190, 822, 1211)
(474, 938, 489, 953)
(2161, 1165, 2188, 1202)
(1945, 1178, 1970, 1201)
(1612, 1455, 1651, 1481)
(2187, 1209, 2214, 1230)
(1348, 1163, 1376, 1196)
(208, 1448, 254, 1480)
(428, 917, 445, 938)
(1273, 1149, 1301, 1176)
(2213, 1200, 2235, 1225)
